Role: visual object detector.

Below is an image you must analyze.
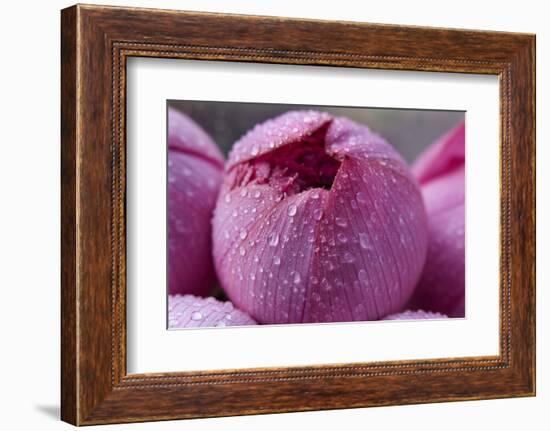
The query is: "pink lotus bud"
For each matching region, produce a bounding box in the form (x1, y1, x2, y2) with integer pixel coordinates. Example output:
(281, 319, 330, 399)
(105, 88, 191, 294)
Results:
(407, 122, 465, 317)
(168, 108, 224, 296)
(168, 295, 256, 328)
(383, 309, 447, 320)
(212, 111, 428, 324)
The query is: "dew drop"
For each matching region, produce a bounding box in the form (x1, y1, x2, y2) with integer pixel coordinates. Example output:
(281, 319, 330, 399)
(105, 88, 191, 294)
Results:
(335, 217, 348, 227)
(268, 233, 279, 246)
(356, 192, 368, 204)
(232, 209, 238, 218)
(240, 230, 248, 240)
(293, 272, 301, 284)
(251, 146, 259, 156)
(191, 311, 202, 321)
(224, 194, 231, 204)
(240, 189, 248, 197)
(273, 256, 281, 265)
(313, 208, 323, 221)
(321, 278, 332, 291)
(239, 246, 246, 256)
(311, 191, 320, 199)
(359, 233, 371, 250)
(287, 204, 297, 217)
(342, 252, 355, 263)
(337, 232, 348, 243)
(358, 269, 369, 286)
(254, 190, 261, 198)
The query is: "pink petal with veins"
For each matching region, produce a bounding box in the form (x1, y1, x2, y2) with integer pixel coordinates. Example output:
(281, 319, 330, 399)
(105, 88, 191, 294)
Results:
(383, 309, 448, 320)
(407, 122, 465, 317)
(168, 108, 224, 296)
(168, 295, 256, 328)
(213, 111, 428, 324)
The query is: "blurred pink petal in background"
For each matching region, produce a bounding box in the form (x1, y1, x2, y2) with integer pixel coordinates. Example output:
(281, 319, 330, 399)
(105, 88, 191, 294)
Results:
(407, 122, 465, 317)
(168, 108, 225, 297)
(168, 295, 256, 328)
(213, 111, 428, 324)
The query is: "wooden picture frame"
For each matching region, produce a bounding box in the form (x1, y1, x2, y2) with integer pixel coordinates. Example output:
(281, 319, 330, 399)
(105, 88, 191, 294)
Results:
(61, 4, 536, 425)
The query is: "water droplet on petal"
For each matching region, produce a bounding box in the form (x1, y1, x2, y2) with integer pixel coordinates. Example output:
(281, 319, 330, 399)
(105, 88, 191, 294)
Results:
(273, 256, 281, 265)
(254, 191, 261, 198)
(268, 233, 279, 246)
(358, 269, 369, 286)
(224, 194, 231, 203)
(342, 252, 355, 263)
(240, 189, 248, 197)
(191, 311, 202, 321)
(287, 204, 297, 217)
(335, 217, 348, 227)
(313, 208, 323, 221)
(359, 233, 370, 250)
(293, 272, 301, 284)
(239, 246, 246, 256)
(337, 232, 348, 243)
(240, 230, 248, 240)
(356, 192, 368, 204)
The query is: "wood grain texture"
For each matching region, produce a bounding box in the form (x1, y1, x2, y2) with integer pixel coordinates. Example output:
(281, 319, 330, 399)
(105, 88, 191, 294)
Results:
(60, 4, 536, 425)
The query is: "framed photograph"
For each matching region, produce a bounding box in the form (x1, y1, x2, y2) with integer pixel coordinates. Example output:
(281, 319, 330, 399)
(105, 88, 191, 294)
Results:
(61, 4, 536, 425)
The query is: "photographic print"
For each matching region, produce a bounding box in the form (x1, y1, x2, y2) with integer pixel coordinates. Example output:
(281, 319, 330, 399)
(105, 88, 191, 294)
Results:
(167, 102, 465, 329)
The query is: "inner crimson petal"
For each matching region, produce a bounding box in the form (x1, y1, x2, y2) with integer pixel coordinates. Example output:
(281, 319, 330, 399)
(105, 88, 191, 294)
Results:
(227, 124, 342, 195)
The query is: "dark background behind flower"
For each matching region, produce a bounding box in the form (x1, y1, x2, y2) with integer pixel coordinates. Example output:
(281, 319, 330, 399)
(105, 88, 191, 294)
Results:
(168, 101, 464, 163)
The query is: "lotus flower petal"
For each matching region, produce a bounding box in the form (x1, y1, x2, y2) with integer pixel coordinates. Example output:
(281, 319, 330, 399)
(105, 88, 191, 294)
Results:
(383, 309, 447, 320)
(168, 108, 224, 296)
(213, 111, 428, 324)
(407, 122, 465, 317)
(168, 295, 256, 328)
